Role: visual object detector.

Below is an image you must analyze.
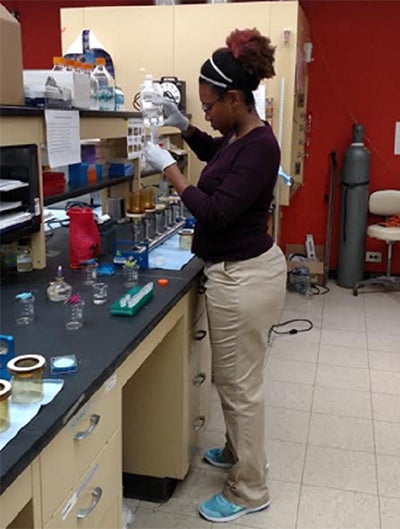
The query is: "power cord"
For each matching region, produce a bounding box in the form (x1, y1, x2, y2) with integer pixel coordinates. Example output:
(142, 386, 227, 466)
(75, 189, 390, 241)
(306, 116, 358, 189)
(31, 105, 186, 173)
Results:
(268, 318, 314, 344)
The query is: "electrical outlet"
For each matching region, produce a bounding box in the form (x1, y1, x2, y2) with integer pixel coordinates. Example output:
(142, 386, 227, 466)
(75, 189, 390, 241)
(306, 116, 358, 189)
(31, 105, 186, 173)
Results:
(365, 251, 382, 263)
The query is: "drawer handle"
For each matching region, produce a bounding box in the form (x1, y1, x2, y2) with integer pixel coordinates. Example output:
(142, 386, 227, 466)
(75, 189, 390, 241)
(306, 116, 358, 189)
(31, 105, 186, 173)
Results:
(74, 414, 100, 441)
(76, 486, 102, 519)
(194, 330, 207, 341)
(193, 372, 207, 386)
(192, 415, 206, 432)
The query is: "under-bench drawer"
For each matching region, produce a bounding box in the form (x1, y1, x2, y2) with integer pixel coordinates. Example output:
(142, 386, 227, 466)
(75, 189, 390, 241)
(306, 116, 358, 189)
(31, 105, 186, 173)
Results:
(40, 377, 120, 523)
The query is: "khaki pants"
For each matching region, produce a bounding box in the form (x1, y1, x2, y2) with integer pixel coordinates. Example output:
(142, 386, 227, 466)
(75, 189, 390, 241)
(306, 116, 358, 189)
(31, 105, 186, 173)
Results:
(204, 244, 287, 508)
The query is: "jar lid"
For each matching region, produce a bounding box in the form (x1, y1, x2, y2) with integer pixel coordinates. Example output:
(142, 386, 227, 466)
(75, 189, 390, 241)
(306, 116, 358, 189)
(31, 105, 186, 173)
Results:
(15, 292, 35, 301)
(178, 229, 194, 237)
(7, 354, 46, 376)
(0, 379, 12, 400)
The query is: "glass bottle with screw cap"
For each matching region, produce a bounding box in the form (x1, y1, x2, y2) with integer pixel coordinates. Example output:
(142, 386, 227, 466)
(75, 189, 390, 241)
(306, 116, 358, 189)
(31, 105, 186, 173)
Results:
(16, 238, 33, 273)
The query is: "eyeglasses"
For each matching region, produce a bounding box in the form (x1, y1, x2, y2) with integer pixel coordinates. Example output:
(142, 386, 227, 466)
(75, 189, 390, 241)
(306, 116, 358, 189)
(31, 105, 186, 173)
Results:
(201, 94, 225, 113)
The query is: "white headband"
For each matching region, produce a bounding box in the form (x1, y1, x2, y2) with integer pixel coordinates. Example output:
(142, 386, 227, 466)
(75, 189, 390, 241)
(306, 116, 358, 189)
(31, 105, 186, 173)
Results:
(199, 56, 233, 89)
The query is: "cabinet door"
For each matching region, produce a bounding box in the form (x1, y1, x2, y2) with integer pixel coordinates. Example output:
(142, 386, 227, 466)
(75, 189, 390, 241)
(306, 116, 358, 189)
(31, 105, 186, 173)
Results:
(40, 380, 120, 524)
(45, 430, 121, 529)
(174, 2, 272, 184)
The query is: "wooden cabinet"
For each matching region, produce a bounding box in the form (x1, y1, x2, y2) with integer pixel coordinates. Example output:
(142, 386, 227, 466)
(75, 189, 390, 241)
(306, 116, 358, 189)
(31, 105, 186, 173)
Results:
(61, 1, 311, 206)
(121, 282, 211, 497)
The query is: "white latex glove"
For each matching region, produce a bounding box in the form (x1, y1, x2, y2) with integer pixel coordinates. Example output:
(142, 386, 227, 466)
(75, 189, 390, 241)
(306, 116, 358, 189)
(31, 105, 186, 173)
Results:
(163, 98, 189, 131)
(144, 142, 176, 172)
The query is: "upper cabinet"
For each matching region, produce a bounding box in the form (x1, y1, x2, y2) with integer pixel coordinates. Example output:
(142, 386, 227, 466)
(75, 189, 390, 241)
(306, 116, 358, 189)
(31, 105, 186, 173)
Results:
(61, 1, 310, 206)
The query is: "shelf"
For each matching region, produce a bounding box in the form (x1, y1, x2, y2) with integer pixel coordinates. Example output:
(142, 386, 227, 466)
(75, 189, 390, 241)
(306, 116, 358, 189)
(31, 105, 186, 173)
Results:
(43, 175, 134, 206)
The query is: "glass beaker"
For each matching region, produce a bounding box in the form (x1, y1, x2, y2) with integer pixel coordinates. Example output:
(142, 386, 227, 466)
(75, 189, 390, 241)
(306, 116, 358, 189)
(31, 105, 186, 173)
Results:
(65, 295, 84, 330)
(123, 258, 139, 288)
(7, 354, 46, 404)
(81, 260, 98, 286)
(14, 292, 35, 325)
(0, 379, 12, 432)
(92, 282, 108, 305)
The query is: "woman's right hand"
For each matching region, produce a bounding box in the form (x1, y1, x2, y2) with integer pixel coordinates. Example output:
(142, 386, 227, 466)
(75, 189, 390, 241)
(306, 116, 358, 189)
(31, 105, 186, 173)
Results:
(163, 98, 189, 131)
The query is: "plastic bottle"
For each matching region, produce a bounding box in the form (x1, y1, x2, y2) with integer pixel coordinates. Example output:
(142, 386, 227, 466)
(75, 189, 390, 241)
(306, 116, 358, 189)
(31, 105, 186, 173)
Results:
(64, 58, 75, 72)
(92, 58, 115, 111)
(140, 74, 164, 142)
(83, 63, 99, 110)
(52, 56, 65, 71)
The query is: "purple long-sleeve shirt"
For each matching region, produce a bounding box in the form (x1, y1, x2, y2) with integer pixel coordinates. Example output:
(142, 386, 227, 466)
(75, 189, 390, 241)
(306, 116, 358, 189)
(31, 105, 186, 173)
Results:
(181, 123, 280, 263)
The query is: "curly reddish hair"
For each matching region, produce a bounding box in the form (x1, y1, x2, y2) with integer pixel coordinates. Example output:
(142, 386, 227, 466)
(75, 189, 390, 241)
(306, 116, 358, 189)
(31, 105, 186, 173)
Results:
(226, 28, 276, 80)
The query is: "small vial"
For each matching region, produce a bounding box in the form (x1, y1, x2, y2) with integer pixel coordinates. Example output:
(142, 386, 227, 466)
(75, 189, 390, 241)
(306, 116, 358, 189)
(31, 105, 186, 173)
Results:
(0, 379, 12, 432)
(14, 292, 35, 325)
(7, 354, 46, 404)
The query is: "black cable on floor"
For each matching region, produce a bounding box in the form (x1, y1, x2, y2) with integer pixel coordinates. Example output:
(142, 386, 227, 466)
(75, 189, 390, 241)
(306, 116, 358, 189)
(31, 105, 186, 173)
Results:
(268, 318, 314, 344)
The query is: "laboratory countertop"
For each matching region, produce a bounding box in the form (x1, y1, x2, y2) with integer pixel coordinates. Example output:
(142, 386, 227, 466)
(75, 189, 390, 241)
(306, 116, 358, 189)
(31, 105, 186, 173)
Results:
(0, 227, 204, 494)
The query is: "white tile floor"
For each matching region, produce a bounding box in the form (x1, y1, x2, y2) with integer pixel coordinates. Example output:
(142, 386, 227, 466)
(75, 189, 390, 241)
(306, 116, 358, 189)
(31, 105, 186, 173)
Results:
(125, 282, 400, 528)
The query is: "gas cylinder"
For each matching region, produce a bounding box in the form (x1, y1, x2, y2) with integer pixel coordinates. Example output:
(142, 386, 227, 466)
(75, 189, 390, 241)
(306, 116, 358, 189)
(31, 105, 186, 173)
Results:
(337, 124, 370, 288)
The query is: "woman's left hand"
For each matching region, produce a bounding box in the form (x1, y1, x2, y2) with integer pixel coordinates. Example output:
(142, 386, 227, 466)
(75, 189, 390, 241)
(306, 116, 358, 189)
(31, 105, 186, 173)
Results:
(144, 142, 176, 172)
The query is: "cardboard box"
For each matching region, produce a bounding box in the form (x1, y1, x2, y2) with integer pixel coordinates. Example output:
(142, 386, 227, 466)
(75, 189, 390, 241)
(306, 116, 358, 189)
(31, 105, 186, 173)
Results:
(0, 4, 24, 105)
(23, 70, 90, 109)
(286, 244, 325, 285)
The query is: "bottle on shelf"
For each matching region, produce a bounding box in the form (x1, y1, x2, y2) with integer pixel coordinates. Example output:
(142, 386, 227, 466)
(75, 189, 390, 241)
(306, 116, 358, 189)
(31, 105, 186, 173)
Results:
(83, 63, 99, 110)
(92, 57, 115, 111)
(16, 238, 33, 273)
(64, 58, 75, 72)
(52, 56, 65, 71)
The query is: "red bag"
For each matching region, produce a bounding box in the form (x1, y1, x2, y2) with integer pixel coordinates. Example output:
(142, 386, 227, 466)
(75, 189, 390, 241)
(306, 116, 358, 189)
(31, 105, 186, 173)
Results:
(67, 206, 101, 269)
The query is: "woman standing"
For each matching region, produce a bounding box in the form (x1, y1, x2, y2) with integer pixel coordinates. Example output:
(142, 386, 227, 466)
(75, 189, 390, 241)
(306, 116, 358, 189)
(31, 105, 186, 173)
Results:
(145, 28, 287, 523)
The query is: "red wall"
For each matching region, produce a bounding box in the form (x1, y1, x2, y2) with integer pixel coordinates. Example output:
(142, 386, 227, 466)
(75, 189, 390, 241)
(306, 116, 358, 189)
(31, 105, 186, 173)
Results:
(3, 0, 400, 274)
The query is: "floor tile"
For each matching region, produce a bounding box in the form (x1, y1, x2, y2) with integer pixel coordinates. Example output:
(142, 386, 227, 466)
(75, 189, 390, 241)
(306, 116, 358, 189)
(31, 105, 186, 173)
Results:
(265, 380, 313, 411)
(297, 485, 379, 529)
(374, 420, 400, 457)
(312, 386, 371, 418)
(377, 454, 400, 498)
(372, 393, 400, 423)
(318, 343, 369, 368)
(309, 413, 374, 452)
(264, 439, 306, 483)
(380, 496, 400, 529)
(269, 340, 319, 363)
(367, 332, 400, 353)
(132, 507, 212, 528)
(320, 329, 367, 349)
(322, 315, 366, 333)
(369, 350, 400, 372)
(265, 358, 316, 385)
(265, 406, 310, 444)
(303, 445, 377, 494)
(371, 370, 400, 395)
(316, 364, 370, 391)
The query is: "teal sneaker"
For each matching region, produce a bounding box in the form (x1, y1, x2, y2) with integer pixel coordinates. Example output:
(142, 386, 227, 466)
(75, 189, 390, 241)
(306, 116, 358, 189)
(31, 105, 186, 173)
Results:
(203, 448, 232, 468)
(199, 493, 271, 523)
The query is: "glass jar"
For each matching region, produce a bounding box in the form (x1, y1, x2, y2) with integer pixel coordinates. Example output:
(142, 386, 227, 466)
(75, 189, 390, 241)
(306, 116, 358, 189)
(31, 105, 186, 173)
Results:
(65, 295, 84, 330)
(16, 238, 33, 273)
(0, 379, 12, 432)
(7, 354, 46, 404)
(14, 292, 35, 325)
